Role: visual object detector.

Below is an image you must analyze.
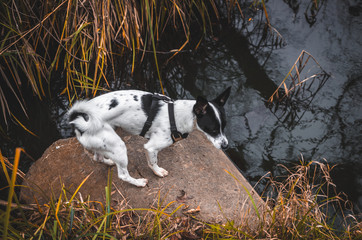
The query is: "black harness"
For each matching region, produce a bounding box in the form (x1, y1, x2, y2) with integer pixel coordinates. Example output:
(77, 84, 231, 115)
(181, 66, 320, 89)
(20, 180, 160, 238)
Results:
(139, 93, 188, 143)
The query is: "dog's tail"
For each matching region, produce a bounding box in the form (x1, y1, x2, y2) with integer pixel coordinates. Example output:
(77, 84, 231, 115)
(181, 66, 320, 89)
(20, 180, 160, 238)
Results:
(67, 100, 103, 134)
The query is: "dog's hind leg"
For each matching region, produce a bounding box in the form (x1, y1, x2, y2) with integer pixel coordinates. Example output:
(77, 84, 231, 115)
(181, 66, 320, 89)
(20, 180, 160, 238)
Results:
(104, 138, 148, 187)
(102, 157, 116, 166)
(105, 150, 148, 187)
(144, 139, 172, 177)
(94, 153, 115, 166)
(116, 162, 148, 187)
(86, 151, 115, 166)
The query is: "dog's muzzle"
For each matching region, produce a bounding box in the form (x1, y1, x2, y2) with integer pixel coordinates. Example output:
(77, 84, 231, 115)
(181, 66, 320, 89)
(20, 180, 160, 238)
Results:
(221, 140, 229, 150)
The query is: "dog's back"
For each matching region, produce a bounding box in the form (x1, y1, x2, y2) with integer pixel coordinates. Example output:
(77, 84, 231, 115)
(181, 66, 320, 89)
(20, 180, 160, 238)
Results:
(67, 90, 160, 136)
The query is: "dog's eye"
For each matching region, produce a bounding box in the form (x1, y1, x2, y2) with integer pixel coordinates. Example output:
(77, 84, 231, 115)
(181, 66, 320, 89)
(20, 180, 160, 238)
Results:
(211, 129, 219, 135)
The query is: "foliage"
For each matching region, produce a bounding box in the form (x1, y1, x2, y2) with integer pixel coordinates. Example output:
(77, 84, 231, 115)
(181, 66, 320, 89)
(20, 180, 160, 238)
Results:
(203, 158, 362, 239)
(0, 0, 225, 127)
(1, 149, 361, 239)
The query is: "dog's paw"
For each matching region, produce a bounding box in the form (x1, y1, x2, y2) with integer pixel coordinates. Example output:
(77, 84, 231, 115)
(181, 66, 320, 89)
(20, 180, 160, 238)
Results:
(92, 153, 103, 162)
(102, 158, 115, 166)
(154, 167, 169, 178)
(135, 178, 148, 187)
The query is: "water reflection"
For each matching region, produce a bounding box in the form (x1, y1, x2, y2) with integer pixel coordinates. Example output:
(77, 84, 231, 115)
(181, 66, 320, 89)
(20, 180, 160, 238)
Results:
(163, 0, 362, 211)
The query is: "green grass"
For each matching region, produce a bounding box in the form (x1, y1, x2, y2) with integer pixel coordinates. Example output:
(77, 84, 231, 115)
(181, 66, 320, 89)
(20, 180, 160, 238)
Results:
(1, 149, 361, 239)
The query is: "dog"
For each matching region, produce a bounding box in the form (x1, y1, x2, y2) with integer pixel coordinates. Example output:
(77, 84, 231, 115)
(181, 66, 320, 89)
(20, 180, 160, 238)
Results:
(67, 87, 231, 187)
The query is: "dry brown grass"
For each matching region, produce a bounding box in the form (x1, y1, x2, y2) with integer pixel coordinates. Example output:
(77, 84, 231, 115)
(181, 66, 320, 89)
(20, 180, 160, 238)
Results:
(1, 149, 361, 239)
(0, 0, 235, 127)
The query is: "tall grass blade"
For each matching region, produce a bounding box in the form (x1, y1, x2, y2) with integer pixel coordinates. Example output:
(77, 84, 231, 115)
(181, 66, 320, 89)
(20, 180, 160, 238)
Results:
(55, 188, 64, 233)
(68, 205, 74, 235)
(68, 171, 93, 204)
(105, 168, 112, 229)
(2, 148, 22, 240)
(145, 0, 164, 95)
(10, 113, 38, 137)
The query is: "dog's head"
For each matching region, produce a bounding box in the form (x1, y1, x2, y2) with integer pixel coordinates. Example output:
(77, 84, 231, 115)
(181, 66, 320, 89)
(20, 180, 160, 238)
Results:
(193, 87, 231, 149)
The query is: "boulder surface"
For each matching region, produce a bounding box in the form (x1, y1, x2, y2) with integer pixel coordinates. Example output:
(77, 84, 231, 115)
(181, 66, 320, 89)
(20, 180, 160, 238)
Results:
(21, 130, 264, 224)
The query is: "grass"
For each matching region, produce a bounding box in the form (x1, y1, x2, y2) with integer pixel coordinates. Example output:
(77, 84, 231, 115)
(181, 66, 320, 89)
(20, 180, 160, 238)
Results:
(1, 149, 361, 239)
(0, 0, 273, 134)
(0, 0, 228, 129)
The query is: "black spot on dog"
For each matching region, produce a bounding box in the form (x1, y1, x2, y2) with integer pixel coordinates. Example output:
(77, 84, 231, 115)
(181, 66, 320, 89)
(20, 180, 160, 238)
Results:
(69, 112, 89, 122)
(109, 98, 119, 110)
(141, 94, 161, 117)
(141, 94, 152, 114)
(133, 95, 138, 101)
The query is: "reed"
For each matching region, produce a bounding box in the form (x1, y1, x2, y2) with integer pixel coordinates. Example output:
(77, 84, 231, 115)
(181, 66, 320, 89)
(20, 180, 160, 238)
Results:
(203, 158, 362, 239)
(1, 150, 361, 239)
(0, 0, 230, 128)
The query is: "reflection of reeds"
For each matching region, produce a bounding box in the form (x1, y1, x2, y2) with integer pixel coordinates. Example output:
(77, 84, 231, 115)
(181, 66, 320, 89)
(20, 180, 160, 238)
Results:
(268, 50, 330, 128)
(305, 0, 326, 26)
(1, 150, 360, 238)
(0, 0, 222, 126)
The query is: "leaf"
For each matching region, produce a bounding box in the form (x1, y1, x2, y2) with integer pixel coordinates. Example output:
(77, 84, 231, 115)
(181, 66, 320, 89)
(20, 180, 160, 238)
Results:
(185, 205, 200, 214)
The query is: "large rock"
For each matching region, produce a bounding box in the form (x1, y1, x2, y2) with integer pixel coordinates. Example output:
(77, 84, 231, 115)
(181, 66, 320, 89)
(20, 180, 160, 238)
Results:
(20, 130, 264, 224)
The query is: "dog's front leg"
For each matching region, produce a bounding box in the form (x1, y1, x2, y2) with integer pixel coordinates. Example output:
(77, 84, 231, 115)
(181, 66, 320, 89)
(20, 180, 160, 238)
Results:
(145, 149, 168, 177)
(144, 140, 171, 178)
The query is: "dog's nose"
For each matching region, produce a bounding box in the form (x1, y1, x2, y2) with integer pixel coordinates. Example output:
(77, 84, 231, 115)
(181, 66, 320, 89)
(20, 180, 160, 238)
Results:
(221, 141, 228, 150)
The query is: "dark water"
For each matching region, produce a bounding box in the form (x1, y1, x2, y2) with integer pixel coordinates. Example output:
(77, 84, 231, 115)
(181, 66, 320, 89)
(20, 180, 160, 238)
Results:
(1, 0, 361, 213)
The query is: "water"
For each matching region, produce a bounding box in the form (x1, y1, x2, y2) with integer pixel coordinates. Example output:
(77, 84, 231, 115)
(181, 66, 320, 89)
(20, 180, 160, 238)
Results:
(172, 0, 362, 211)
(1, 0, 361, 212)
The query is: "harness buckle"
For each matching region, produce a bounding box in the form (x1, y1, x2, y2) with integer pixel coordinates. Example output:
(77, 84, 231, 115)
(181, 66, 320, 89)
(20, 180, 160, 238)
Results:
(171, 132, 183, 143)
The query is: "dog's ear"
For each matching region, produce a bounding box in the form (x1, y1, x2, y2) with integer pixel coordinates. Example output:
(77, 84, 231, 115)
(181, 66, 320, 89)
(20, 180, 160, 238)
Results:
(193, 96, 208, 116)
(213, 87, 231, 107)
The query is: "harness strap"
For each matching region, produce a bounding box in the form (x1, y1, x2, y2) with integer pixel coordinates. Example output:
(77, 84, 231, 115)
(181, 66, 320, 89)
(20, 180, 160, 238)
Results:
(168, 102, 188, 143)
(139, 93, 188, 143)
(139, 94, 169, 137)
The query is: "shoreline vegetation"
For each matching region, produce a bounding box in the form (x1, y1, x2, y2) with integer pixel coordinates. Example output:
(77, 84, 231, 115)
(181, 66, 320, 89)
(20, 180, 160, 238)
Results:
(1, 149, 361, 239)
(0, 0, 244, 127)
